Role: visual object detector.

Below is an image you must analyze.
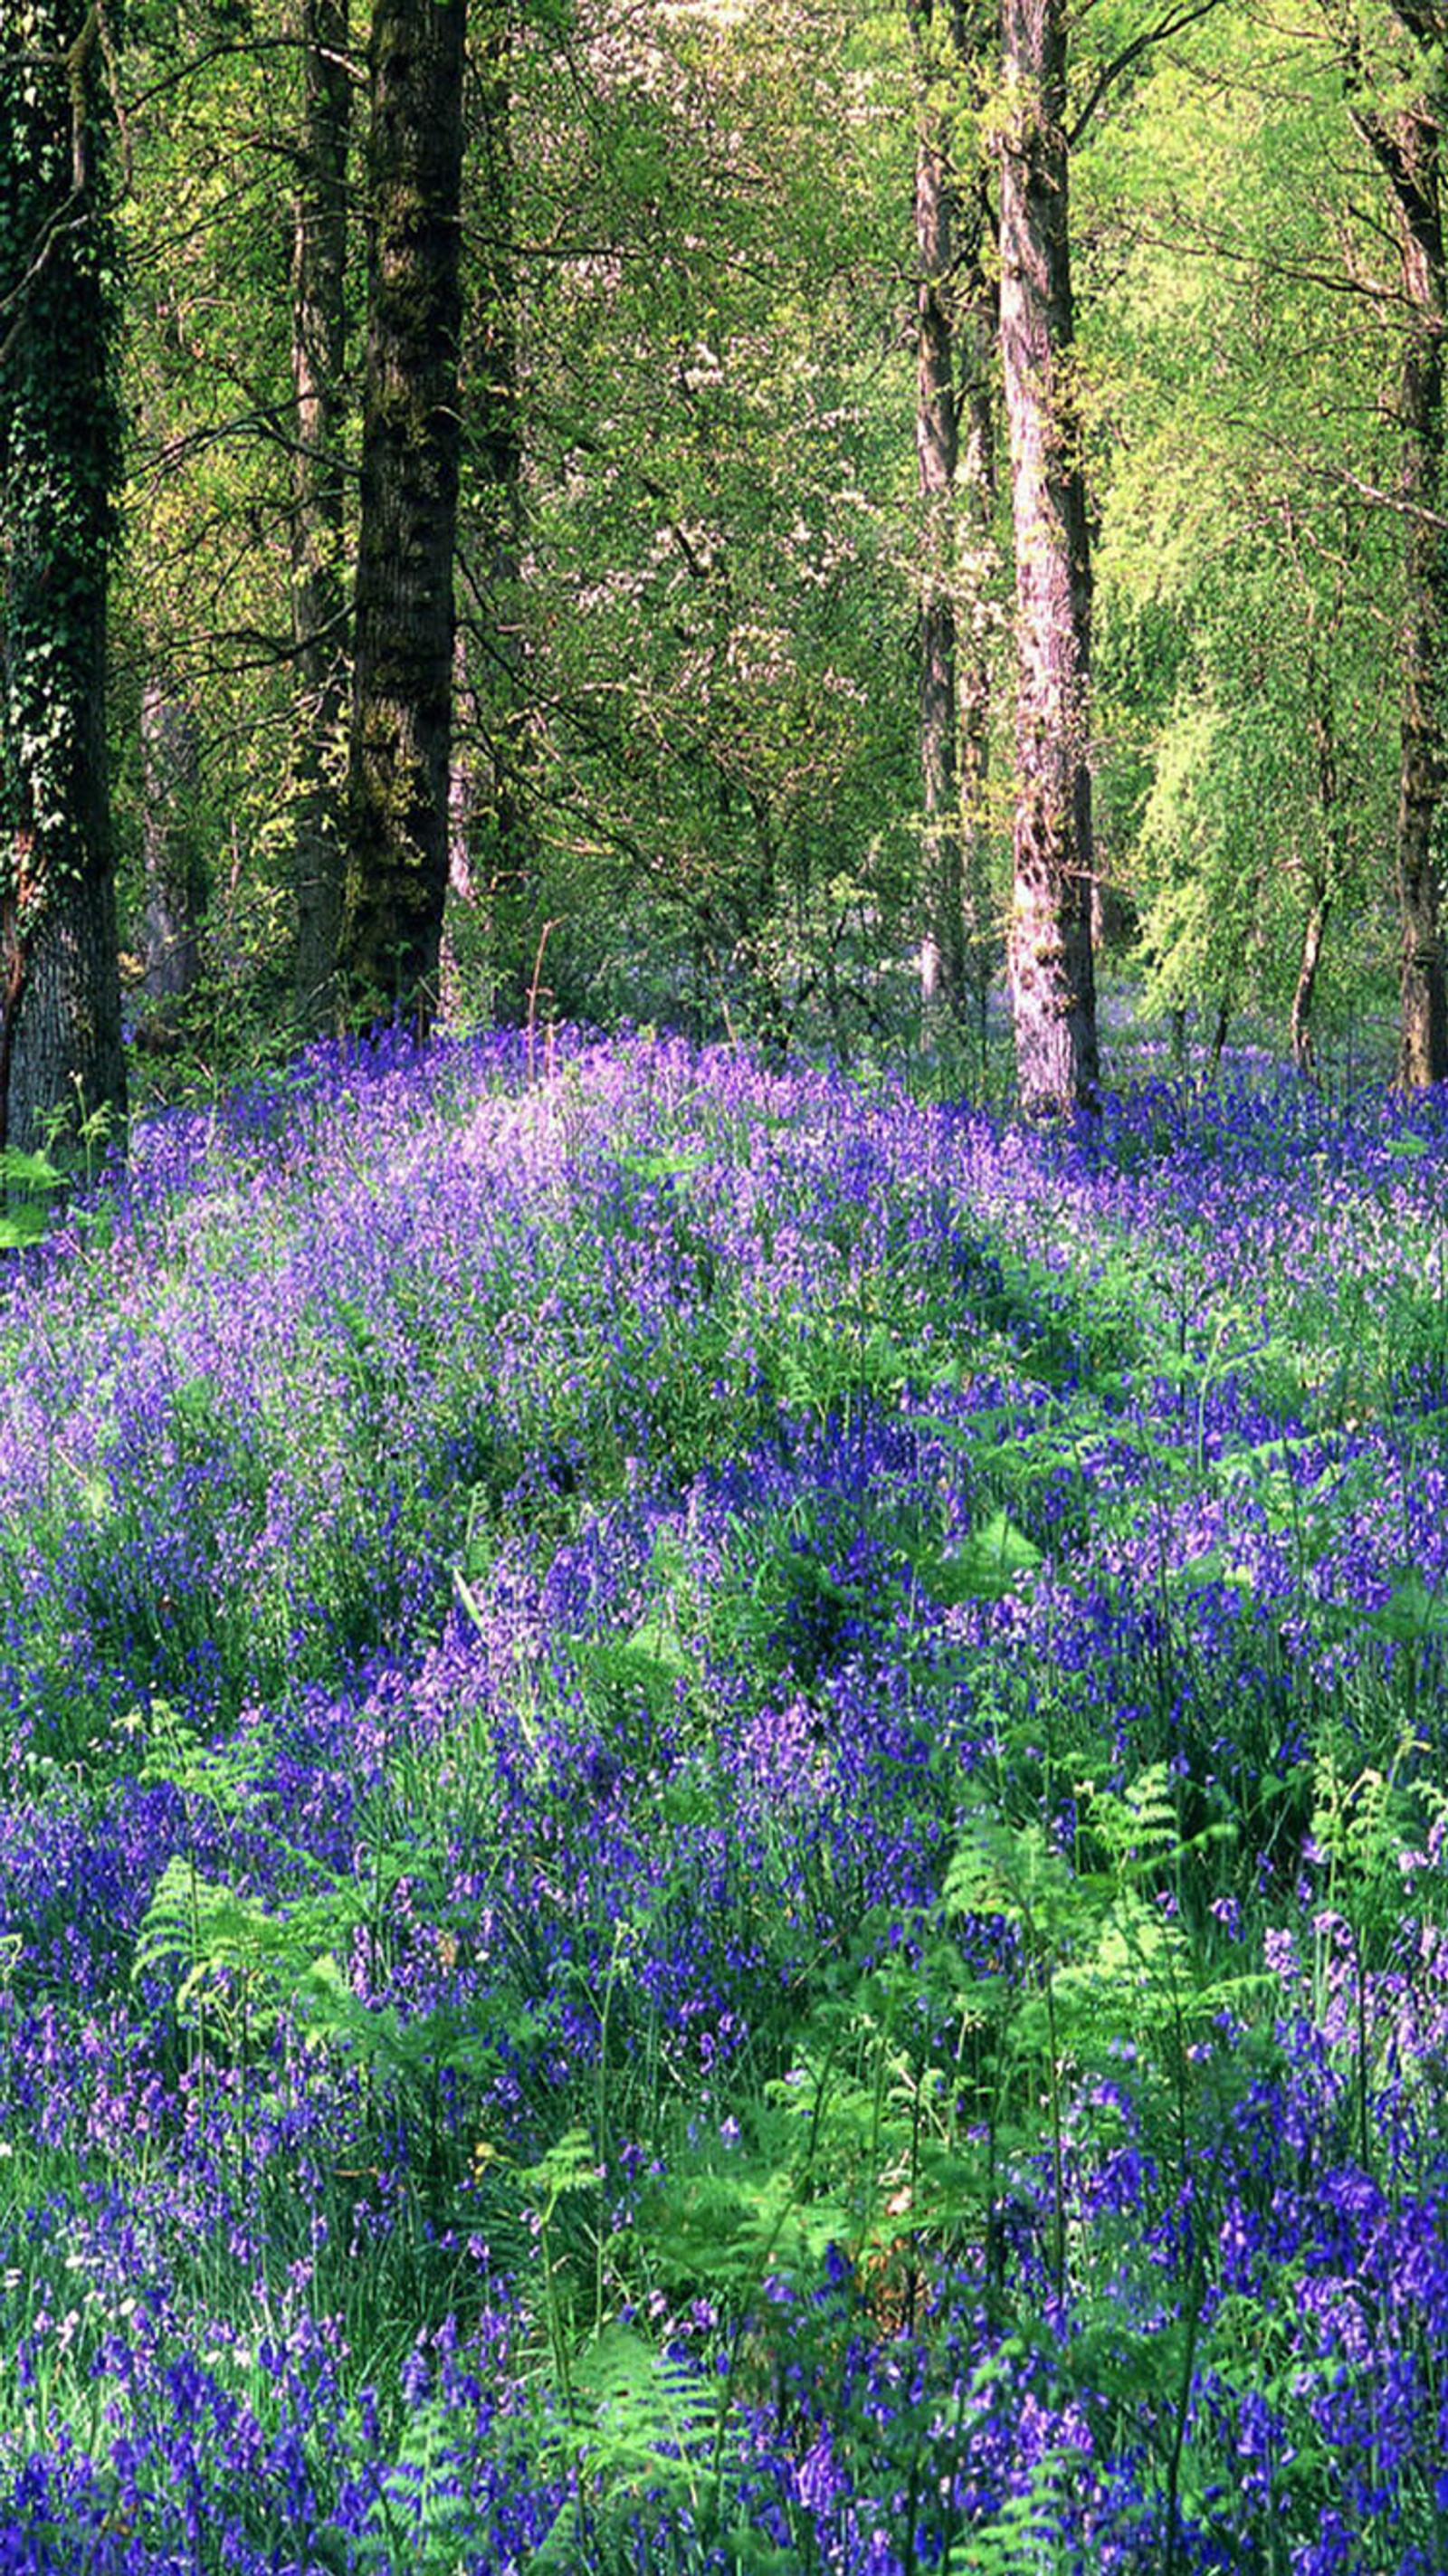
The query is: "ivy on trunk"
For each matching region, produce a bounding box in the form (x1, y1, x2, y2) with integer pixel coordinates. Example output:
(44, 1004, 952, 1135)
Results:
(0, 0, 128, 1159)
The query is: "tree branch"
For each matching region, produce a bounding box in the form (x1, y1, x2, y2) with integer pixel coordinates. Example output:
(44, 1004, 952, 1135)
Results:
(1068, 0, 1229, 148)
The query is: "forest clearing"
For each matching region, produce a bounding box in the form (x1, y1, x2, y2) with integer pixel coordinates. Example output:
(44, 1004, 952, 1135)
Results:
(0, 1026, 1443, 2571)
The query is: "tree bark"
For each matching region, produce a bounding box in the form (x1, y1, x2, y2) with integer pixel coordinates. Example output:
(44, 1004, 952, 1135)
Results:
(290, 0, 352, 1035)
(1290, 650, 1340, 1082)
(1290, 893, 1330, 1078)
(998, 0, 1099, 1114)
(340, 0, 467, 1034)
(0, 0, 128, 1160)
(140, 677, 205, 1015)
(8, 597, 127, 1156)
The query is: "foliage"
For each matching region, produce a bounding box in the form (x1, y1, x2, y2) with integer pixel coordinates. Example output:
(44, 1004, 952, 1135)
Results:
(0, 1032, 1445, 2566)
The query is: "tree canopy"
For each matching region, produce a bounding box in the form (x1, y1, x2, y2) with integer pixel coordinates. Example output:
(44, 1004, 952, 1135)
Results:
(3, 0, 1445, 1116)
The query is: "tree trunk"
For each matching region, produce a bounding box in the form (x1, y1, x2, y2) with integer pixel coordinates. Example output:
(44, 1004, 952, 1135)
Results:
(140, 677, 205, 1014)
(912, 0, 964, 1033)
(1395, 159, 1448, 1088)
(340, 0, 467, 1034)
(446, 0, 529, 1026)
(998, 0, 1099, 1115)
(911, 0, 996, 1052)
(1291, 652, 1340, 1082)
(1347, 34, 1448, 1089)
(9, 603, 127, 1155)
(0, 1, 128, 1160)
(957, 192, 998, 1071)
(290, 0, 352, 1035)
(1290, 894, 1330, 1079)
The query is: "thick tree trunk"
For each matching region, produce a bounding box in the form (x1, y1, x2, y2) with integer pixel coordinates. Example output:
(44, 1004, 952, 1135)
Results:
(140, 677, 205, 1013)
(0, 2, 128, 1160)
(290, 0, 351, 1035)
(998, 0, 1099, 1115)
(341, 0, 467, 1034)
(9, 600, 127, 1154)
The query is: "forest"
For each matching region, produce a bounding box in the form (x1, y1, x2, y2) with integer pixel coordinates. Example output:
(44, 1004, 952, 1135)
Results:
(5, 0, 1448, 1136)
(8, 6, 1448, 2576)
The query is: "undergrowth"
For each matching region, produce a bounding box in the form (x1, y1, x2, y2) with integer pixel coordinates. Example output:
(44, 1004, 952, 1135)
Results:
(0, 1033, 1444, 2570)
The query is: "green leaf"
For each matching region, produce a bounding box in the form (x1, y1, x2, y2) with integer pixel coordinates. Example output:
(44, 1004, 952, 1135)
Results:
(0, 1207, 51, 1249)
(917, 1511, 1042, 1602)
(624, 1615, 691, 1674)
(0, 1148, 62, 1190)
(1365, 1568, 1448, 1644)
(1172, 1547, 1253, 1594)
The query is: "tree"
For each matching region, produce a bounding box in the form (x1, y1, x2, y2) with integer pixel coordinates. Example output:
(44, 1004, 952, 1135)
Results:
(510, 0, 917, 1049)
(290, 0, 353, 1033)
(1079, 5, 1399, 1073)
(910, 0, 997, 1052)
(1337, 0, 1448, 1087)
(339, 0, 467, 1033)
(997, 0, 1100, 1112)
(446, 0, 529, 1026)
(118, 3, 344, 1059)
(139, 674, 205, 1018)
(0, 0, 128, 1158)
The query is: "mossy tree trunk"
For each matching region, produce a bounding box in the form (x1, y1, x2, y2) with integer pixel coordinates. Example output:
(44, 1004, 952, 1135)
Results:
(340, 0, 466, 1034)
(0, 0, 128, 1160)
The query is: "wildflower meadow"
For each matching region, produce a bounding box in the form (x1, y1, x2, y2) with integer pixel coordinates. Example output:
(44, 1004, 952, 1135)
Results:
(1, 1026, 1447, 2573)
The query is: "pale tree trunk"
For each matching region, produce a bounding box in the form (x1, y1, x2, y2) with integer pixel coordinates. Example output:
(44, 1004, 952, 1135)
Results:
(0, 2, 128, 1162)
(341, 0, 467, 1033)
(140, 677, 205, 1014)
(443, 634, 480, 1027)
(1291, 893, 1330, 1079)
(290, 0, 351, 1035)
(1290, 651, 1338, 1081)
(998, 0, 1099, 1114)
